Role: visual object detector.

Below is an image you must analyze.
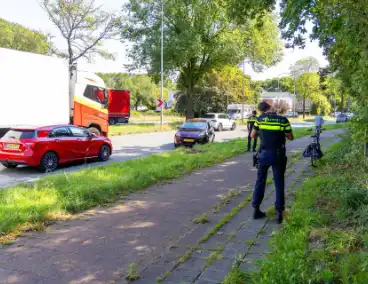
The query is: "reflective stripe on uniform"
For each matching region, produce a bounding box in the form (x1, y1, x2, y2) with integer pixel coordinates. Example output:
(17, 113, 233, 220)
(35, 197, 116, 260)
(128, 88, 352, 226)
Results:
(259, 124, 285, 131)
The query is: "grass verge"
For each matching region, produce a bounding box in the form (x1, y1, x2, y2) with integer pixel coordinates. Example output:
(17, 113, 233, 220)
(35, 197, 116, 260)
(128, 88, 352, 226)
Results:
(109, 122, 181, 136)
(223, 133, 368, 283)
(292, 123, 346, 140)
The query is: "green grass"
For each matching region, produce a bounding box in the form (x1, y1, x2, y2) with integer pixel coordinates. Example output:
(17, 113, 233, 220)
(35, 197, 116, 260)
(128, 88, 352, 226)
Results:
(192, 213, 209, 224)
(223, 133, 368, 283)
(109, 122, 181, 136)
(292, 123, 346, 140)
(130, 114, 184, 123)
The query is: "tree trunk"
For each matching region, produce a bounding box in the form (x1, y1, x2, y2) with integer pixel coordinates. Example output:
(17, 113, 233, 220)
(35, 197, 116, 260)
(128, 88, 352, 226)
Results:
(302, 95, 306, 119)
(341, 93, 345, 111)
(186, 78, 194, 119)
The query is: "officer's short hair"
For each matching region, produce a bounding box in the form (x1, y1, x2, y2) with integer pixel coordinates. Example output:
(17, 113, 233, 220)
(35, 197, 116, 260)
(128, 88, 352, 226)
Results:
(252, 110, 257, 115)
(258, 101, 271, 112)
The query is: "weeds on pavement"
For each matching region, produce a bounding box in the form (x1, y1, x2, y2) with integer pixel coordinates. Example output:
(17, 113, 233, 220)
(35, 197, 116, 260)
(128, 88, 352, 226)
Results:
(192, 213, 209, 224)
(126, 263, 140, 281)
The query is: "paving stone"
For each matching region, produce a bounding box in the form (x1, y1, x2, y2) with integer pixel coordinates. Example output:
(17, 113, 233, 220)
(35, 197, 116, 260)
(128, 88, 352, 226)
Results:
(239, 257, 262, 272)
(179, 256, 207, 273)
(221, 246, 243, 260)
(200, 235, 228, 250)
(164, 267, 200, 283)
(208, 257, 235, 273)
(197, 267, 229, 283)
(195, 279, 218, 284)
(137, 263, 168, 281)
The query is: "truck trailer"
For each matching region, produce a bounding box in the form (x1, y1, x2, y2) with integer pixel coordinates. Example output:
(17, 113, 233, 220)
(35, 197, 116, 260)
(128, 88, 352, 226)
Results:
(0, 48, 110, 137)
(108, 90, 130, 125)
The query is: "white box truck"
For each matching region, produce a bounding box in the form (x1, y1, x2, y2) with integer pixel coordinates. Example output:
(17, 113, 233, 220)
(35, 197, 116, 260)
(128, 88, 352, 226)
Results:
(0, 48, 109, 138)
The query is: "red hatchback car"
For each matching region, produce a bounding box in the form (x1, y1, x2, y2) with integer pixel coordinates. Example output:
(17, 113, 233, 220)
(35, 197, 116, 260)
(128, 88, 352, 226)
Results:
(0, 125, 112, 172)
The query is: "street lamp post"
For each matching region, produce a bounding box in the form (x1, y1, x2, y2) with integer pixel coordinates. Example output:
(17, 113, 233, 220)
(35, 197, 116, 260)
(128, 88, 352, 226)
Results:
(293, 75, 296, 117)
(241, 60, 245, 122)
(160, 0, 164, 128)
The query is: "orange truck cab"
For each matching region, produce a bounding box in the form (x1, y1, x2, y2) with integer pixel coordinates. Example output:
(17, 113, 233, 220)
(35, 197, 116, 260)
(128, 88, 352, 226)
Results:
(107, 90, 131, 125)
(70, 65, 109, 136)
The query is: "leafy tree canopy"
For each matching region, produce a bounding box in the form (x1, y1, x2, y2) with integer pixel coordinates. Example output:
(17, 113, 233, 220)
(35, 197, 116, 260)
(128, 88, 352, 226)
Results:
(279, 0, 368, 121)
(41, 0, 121, 64)
(0, 18, 51, 54)
(121, 0, 282, 117)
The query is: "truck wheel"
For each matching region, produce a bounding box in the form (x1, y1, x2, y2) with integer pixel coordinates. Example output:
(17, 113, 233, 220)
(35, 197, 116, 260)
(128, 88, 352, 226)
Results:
(1, 161, 17, 169)
(98, 144, 111, 162)
(88, 127, 101, 136)
(39, 152, 59, 173)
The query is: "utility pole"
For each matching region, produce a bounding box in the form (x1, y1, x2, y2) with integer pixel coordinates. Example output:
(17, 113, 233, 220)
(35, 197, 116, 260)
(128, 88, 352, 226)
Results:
(293, 75, 296, 117)
(160, 0, 164, 128)
(241, 60, 245, 122)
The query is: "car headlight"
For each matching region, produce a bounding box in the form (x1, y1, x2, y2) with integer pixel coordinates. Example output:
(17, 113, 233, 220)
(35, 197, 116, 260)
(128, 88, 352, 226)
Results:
(175, 133, 181, 137)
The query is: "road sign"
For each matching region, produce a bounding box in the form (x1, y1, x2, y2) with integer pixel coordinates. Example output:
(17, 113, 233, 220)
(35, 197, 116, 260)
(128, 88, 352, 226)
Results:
(157, 98, 164, 108)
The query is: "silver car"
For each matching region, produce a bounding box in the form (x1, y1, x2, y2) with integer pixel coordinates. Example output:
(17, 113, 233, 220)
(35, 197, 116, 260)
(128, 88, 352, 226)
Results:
(200, 113, 237, 131)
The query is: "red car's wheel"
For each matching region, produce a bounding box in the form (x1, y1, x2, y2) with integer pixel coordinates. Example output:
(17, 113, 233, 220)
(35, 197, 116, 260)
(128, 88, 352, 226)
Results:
(39, 151, 59, 173)
(98, 144, 111, 161)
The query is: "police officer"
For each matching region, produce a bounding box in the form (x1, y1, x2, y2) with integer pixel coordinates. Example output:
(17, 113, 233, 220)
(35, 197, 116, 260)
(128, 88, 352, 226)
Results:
(250, 101, 294, 223)
(247, 110, 258, 152)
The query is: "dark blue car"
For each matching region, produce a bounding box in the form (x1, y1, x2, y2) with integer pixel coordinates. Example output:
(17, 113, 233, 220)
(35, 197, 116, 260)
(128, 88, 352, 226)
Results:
(174, 119, 215, 148)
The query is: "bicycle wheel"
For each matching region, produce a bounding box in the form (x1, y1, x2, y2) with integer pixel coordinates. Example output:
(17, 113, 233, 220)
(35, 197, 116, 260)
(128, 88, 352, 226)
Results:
(311, 147, 317, 167)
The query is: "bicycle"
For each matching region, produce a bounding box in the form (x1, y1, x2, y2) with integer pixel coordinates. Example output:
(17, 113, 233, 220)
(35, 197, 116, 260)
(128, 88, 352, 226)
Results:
(303, 127, 323, 167)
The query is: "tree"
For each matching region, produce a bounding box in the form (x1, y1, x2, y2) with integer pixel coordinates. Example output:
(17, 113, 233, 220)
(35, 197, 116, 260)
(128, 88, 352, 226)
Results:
(250, 80, 263, 105)
(205, 66, 252, 106)
(0, 18, 51, 54)
(41, 0, 121, 64)
(279, 0, 368, 124)
(97, 72, 164, 110)
(322, 77, 344, 112)
(296, 73, 320, 118)
(121, 1, 282, 118)
(290, 57, 320, 77)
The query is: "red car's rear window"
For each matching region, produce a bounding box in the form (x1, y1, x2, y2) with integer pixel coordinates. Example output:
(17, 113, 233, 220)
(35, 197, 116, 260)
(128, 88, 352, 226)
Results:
(3, 130, 36, 139)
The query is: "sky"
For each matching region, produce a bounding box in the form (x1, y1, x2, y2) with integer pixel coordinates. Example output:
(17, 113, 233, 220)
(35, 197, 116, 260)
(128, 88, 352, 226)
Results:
(0, 0, 328, 81)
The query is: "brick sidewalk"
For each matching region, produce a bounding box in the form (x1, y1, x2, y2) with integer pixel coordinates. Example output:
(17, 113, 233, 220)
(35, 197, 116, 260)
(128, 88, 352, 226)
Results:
(0, 130, 342, 284)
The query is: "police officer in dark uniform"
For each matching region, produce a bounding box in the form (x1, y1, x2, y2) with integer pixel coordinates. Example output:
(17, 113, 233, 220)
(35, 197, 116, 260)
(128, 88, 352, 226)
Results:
(247, 110, 258, 152)
(250, 101, 294, 223)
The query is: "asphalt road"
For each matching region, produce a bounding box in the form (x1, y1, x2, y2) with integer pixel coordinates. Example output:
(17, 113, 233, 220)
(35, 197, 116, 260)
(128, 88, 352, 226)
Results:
(0, 121, 335, 188)
(0, 127, 248, 189)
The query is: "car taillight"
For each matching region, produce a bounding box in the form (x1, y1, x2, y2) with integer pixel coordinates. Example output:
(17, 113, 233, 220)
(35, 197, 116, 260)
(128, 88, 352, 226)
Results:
(23, 143, 36, 151)
(0, 142, 3, 150)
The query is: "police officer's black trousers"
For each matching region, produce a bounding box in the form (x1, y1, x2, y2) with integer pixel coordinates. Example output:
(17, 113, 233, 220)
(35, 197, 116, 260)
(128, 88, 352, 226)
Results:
(252, 151, 287, 213)
(247, 129, 258, 151)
